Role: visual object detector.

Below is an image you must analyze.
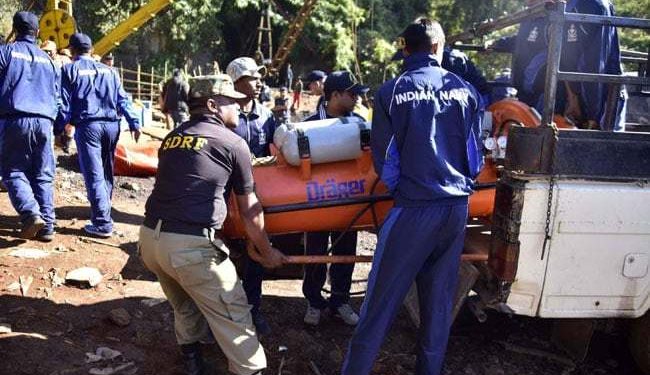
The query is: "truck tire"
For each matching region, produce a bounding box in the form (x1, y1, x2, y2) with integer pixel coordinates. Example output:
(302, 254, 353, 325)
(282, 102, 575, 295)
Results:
(629, 312, 650, 375)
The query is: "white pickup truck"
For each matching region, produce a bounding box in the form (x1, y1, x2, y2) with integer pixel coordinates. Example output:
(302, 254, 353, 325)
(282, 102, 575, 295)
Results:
(465, 127, 650, 373)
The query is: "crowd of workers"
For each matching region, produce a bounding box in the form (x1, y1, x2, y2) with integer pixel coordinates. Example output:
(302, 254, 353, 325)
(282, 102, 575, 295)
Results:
(0, 12, 140, 242)
(0, 0, 628, 373)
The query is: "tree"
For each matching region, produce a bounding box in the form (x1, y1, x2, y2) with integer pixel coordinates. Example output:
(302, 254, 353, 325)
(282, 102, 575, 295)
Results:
(0, 0, 25, 41)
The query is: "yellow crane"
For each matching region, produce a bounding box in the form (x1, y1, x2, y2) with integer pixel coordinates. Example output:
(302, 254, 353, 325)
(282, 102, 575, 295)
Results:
(38, 0, 75, 48)
(92, 0, 173, 56)
(37, 0, 312, 65)
(37, 0, 172, 56)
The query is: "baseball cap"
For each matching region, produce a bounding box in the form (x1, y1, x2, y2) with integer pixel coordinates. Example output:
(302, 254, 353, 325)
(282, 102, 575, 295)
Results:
(13, 11, 39, 35)
(189, 74, 246, 100)
(226, 57, 266, 83)
(69, 33, 93, 52)
(323, 71, 369, 97)
(305, 70, 327, 84)
(391, 18, 443, 61)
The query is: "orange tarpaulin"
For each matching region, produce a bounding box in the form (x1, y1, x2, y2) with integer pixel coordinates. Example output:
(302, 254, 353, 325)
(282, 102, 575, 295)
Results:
(114, 140, 160, 177)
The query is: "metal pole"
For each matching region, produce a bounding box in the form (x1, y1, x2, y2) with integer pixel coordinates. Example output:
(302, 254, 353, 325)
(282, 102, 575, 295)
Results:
(541, 1, 566, 126)
(284, 253, 488, 264)
(447, 2, 548, 44)
(645, 46, 650, 92)
(556, 71, 650, 85)
(137, 63, 142, 101)
(150, 66, 155, 102)
(563, 13, 650, 29)
(263, 194, 393, 214)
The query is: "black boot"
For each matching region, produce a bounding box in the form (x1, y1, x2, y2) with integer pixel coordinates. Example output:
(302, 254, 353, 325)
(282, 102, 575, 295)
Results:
(180, 343, 204, 375)
(59, 134, 72, 154)
(21, 215, 45, 239)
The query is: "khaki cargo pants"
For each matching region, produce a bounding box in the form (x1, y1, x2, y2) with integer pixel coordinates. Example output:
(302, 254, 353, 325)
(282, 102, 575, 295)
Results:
(138, 221, 266, 375)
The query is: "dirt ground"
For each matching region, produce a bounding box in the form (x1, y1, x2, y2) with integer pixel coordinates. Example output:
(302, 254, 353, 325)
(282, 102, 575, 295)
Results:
(0, 130, 645, 374)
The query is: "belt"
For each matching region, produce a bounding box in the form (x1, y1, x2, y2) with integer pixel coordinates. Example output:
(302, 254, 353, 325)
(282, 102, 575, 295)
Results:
(143, 216, 220, 238)
(74, 118, 119, 127)
(1, 113, 53, 121)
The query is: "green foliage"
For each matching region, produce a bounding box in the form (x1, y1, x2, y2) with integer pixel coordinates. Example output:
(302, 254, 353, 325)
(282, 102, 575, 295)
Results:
(0, 0, 24, 39)
(616, 0, 650, 52)
(1, 0, 647, 86)
(303, 0, 365, 70)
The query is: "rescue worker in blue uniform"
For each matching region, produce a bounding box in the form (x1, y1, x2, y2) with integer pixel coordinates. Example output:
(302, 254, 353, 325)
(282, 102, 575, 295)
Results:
(396, 44, 492, 105)
(226, 56, 280, 335)
(342, 19, 483, 375)
(304, 70, 327, 118)
(0, 11, 60, 241)
(57, 33, 141, 238)
(492, 0, 626, 131)
(442, 47, 492, 104)
(562, 0, 627, 131)
(227, 57, 277, 157)
(302, 71, 369, 327)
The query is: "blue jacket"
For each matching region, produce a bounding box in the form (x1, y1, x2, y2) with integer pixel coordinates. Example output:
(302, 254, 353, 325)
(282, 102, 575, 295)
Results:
(0, 35, 59, 120)
(372, 53, 484, 207)
(233, 100, 277, 157)
(494, 0, 625, 130)
(58, 55, 140, 130)
(493, 16, 561, 113)
(563, 0, 626, 130)
(442, 47, 491, 98)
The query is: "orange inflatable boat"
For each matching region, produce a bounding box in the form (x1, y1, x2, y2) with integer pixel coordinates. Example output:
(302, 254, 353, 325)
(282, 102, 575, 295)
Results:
(222, 146, 394, 238)
(114, 140, 161, 177)
(113, 100, 574, 238)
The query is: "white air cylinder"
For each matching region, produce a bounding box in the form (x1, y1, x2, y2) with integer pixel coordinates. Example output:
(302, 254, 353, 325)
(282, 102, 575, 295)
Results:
(273, 116, 370, 166)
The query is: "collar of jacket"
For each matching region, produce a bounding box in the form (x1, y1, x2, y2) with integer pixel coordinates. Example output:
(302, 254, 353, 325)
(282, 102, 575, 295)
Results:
(189, 114, 226, 127)
(15, 35, 37, 44)
(239, 99, 263, 120)
(402, 52, 441, 72)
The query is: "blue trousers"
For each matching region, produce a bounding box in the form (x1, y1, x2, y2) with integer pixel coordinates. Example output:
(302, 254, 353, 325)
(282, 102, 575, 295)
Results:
(243, 233, 303, 316)
(74, 121, 120, 233)
(243, 259, 265, 316)
(1, 117, 55, 231)
(303, 231, 357, 309)
(342, 203, 468, 375)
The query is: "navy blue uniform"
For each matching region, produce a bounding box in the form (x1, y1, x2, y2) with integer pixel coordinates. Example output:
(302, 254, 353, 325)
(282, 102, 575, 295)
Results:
(233, 100, 276, 158)
(563, 0, 626, 130)
(0, 35, 59, 233)
(58, 56, 140, 233)
(342, 52, 483, 375)
(301, 111, 365, 312)
(442, 47, 491, 104)
(494, 0, 625, 130)
(493, 15, 562, 112)
(234, 100, 277, 322)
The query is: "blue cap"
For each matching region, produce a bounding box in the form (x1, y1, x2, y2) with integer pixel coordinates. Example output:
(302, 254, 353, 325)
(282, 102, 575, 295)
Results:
(69, 33, 93, 52)
(305, 70, 327, 84)
(13, 11, 39, 35)
(324, 71, 369, 97)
